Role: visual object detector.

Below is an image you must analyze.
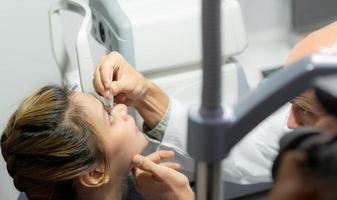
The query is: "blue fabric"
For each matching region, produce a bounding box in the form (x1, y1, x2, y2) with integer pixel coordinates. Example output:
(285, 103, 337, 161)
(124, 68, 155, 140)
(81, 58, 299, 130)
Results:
(18, 176, 145, 200)
(18, 192, 27, 200)
(122, 175, 146, 200)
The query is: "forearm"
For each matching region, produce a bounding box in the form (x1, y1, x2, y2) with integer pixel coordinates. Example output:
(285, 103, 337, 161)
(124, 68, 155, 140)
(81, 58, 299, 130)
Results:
(135, 80, 169, 129)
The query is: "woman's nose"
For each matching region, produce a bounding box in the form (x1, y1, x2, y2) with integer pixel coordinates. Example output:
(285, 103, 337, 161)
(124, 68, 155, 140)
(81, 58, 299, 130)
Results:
(113, 104, 128, 121)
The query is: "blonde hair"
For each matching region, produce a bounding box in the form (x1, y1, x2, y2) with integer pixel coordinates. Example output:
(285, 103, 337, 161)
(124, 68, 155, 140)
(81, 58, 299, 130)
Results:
(1, 85, 107, 200)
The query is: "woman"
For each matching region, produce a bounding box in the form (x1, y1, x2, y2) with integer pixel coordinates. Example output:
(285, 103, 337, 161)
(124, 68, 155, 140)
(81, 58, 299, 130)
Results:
(1, 85, 194, 200)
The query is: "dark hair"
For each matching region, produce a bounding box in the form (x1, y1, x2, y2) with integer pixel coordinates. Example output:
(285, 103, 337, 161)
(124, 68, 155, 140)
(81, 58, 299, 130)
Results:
(1, 85, 107, 200)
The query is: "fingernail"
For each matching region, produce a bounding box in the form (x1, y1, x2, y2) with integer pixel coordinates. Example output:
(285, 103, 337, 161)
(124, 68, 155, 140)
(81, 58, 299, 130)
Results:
(133, 155, 144, 166)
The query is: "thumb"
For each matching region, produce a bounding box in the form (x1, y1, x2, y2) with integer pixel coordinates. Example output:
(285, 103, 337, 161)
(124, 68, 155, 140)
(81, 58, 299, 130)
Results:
(133, 155, 165, 180)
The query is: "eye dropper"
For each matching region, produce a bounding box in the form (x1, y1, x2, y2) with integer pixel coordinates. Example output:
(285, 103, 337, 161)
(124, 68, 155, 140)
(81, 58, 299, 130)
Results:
(103, 72, 114, 116)
(105, 89, 113, 116)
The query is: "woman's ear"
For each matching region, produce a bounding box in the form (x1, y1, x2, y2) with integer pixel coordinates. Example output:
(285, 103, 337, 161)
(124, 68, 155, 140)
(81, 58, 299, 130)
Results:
(78, 165, 110, 187)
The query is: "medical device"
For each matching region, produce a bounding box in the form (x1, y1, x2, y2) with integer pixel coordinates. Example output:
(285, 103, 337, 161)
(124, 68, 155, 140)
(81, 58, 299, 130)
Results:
(102, 72, 114, 115)
(49, 0, 113, 114)
(102, 89, 114, 116)
(49, 0, 94, 93)
(89, 0, 247, 73)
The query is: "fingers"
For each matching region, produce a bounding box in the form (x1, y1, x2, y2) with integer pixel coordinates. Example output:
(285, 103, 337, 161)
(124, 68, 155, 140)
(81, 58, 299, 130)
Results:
(132, 154, 166, 180)
(146, 150, 175, 164)
(111, 81, 127, 96)
(100, 56, 115, 90)
(132, 150, 176, 177)
(93, 52, 124, 98)
(93, 55, 109, 97)
(160, 162, 181, 171)
(131, 161, 181, 185)
(107, 51, 124, 83)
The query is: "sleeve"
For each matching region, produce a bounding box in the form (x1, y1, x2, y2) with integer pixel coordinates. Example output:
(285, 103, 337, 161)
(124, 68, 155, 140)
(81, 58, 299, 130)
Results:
(157, 99, 195, 179)
(142, 98, 188, 149)
(142, 98, 195, 179)
(143, 98, 290, 184)
(142, 100, 171, 141)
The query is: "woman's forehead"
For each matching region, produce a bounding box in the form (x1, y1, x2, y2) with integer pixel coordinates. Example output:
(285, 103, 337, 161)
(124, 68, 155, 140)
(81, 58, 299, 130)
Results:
(70, 92, 102, 107)
(71, 92, 94, 100)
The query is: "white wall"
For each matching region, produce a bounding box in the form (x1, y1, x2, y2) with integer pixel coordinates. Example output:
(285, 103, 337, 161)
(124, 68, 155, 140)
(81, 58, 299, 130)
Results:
(236, 0, 293, 88)
(238, 0, 291, 33)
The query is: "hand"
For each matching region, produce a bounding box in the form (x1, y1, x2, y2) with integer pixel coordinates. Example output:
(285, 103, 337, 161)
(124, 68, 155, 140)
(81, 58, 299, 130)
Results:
(269, 150, 337, 200)
(270, 151, 311, 200)
(93, 52, 169, 128)
(93, 51, 149, 106)
(132, 151, 195, 200)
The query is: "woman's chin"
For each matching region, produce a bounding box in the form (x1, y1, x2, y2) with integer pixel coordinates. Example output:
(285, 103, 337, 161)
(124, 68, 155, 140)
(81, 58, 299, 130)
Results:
(135, 134, 148, 155)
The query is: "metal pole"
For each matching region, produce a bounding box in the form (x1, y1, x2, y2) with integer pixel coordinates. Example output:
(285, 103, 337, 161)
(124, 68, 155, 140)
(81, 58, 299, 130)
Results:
(196, 162, 223, 200)
(201, 0, 222, 114)
(192, 0, 224, 199)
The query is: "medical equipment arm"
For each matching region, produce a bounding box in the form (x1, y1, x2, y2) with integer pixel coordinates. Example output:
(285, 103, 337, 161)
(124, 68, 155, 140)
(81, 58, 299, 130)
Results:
(188, 54, 337, 200)
(49, 0, 94, 92)
(186, 0, 224, 199)
(227, 55, 337, 151)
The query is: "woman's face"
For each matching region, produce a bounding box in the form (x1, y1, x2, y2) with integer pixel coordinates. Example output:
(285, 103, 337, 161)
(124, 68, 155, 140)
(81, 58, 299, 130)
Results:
(72, 92, 148, 176)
